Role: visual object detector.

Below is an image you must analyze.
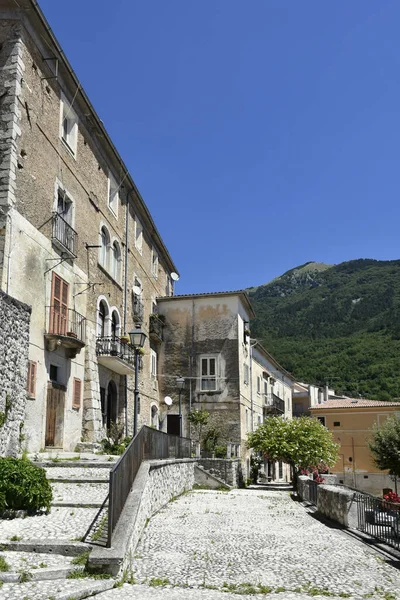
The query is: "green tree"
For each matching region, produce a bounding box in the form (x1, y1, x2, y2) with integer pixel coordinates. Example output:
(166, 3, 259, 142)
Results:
(368, 416, 400, 480)
(187, 409, 209, 445)
(247, 416, 339, 490)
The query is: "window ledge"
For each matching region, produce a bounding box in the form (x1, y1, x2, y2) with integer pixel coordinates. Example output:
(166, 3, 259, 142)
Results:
(60, 137, 77, 160)
(197, 390, 220, 396)
(107, 205, 118, 220)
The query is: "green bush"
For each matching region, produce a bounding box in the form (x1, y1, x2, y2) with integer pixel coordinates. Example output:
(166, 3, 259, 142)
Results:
(214, 445, 227, 458)
(0, 457, 52, 514)
(101, 436, 131, 456)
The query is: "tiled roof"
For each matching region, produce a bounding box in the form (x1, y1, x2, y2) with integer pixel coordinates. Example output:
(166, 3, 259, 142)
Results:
(310, 398, 400, 409)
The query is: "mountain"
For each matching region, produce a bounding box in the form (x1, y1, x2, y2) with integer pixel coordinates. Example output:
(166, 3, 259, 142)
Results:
(248, 259, 400, 400)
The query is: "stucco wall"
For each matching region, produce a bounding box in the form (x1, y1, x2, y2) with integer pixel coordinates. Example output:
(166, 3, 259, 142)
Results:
(0, 290, 31, 456)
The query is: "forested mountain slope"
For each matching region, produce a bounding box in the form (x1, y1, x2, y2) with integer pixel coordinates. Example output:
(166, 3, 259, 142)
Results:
(248, 259, 400, 400)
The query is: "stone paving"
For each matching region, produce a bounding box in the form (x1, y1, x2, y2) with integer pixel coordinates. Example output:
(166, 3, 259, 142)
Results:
(94, 489, 400, 600)
(45, 466, 111, 481)
(51, 482, 108, 506)
(0, 550, 72, 572)
(0, 578, 114, 600)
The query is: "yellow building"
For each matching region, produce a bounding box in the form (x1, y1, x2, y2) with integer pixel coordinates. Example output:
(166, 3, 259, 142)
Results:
(310, 399, 400, 496)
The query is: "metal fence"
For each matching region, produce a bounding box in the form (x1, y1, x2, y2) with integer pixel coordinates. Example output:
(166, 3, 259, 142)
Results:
(308, 480, 319, 505)
(356, 493, 400, 551)
(52, 212, 77, 257)
(107, 426, 191, 547)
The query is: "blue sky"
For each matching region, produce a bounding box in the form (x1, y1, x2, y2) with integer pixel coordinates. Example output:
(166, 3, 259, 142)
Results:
(39, 0, 400, 294)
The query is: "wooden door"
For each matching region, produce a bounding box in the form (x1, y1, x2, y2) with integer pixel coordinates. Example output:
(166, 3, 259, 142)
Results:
(50, 273, 69, 335)
(45, 385, 65, 447)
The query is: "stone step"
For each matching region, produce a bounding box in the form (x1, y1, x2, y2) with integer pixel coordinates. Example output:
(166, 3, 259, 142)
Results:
(50, 482, 108, 508)
(45, 467, 111, 482)
(0, 577, 115, 600)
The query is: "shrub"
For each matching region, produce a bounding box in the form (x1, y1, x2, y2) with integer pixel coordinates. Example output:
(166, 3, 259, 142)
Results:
(214, 445, 227, 459)
(0, 457, 52, 514)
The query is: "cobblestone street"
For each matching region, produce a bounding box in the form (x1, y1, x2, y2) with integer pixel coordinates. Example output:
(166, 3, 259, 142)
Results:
(94, 488, 400, 600)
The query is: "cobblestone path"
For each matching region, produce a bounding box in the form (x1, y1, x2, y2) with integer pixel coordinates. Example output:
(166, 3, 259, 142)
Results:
(94, 488, 400, 600)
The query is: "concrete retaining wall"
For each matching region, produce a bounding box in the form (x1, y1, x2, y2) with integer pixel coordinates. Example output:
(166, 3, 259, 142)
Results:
(298, 476, 358, 529)
(89, 459, 196, 576)
(196, 458, 241, 487)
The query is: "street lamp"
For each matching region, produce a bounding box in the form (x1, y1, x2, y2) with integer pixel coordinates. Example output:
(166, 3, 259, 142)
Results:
(129, 328, 147, 437)
(176, 377, 185, 437)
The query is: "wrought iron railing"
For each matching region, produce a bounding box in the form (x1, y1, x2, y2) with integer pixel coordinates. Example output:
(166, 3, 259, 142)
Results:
(107, 426, 191, 547)
(47, 306, 86, 342)
(52, 212, 77, 257)
(356, 492, 400, 550)
(264, 393, 285, 414)
(96, 336, 135, 366)
(133, 297, 144, 324)
(149, 314, 164, 341)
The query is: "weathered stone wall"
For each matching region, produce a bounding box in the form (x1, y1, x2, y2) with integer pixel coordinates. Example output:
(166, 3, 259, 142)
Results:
(297, 476, 358, 529)
(89, 458, 196, 575)
(0, 290, 31, 456)
(197, 458, 241, 487)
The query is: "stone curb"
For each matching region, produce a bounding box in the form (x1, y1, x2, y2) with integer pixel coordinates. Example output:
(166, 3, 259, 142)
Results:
(54, 578, 115, 600)
(48, 478, 109, 483)
(0, 539, 89, 555)
(52, 502, 106, 508)
(0, 565, 83, 582)
(38, 462, 114, 469)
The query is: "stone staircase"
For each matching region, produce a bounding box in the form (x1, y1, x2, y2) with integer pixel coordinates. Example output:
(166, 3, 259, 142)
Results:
(0, 452, 118, 600)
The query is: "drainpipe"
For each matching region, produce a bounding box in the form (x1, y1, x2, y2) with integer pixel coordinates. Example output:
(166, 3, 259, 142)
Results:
(249, 338, 257, 432)
(123, 190, 132, 436)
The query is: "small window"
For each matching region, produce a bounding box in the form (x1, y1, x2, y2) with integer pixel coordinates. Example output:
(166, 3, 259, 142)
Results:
(135, 217, 143, 254)
(150, 349, 157, 377)
(333, 421, 341, 427)
(73, 378, 82, 409)
(56, 187, 73, 225)
(317, 416, 326, 426)
(200, 355, 217, 391)
(112, 241, 121, 282)
(50, 365, 58, 382)
(27, 361, 37, 398)
(108, 173, 119, 217)
(243, 364, 249, 384)
(99, 226, 110, 270)
(257, 376, 261, 395)
(60, 95, 78, 156)
(151, 248, 159, 279)
(263, 379, 268, 395)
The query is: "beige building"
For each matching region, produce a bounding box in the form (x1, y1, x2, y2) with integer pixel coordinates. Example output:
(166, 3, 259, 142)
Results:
(156, 291, 292, 479)
(310, 399, 400, 495)
(0, 0, 178, 452)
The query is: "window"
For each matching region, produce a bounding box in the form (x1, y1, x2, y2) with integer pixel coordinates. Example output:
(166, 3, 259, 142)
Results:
(111, 241, 121, 282)
(111, 310, 120, 338)
(99, 226, 110, 270)
(27, 361, 37, 398)
(50, 365, 58, 382)
(317, 416, 326, 426)
(263, 379, 268, 396)
(150, 349, 157, 377)
(60, 94, 78, 156)
(135, 217, 143, 254)
(151, 248, 159, 279)
(108, 173, 119, 217)
(98, 300, 108, 337)
(200, 355, 217, 391)
(333, 421, 341, 427)
(72, 378, 82, 410)
(243, 364, 249, 385)
(56, 187, 73, 224)
(257, 376, 261, 395)
(50, 272, 69, 336)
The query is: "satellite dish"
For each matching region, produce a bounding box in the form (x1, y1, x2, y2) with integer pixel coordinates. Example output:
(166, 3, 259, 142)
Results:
(164, 396, 173, 406)
(132, 285, 142, 295)
(170, 272, 180, 282)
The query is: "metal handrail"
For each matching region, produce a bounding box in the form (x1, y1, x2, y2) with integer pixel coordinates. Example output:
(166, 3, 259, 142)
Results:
(47, 306, 86, 341)
(356, 492, 400, 550)
(107, 426, 191, 547)
(52, 212, 77, 256)
(96, 336, 135, 365)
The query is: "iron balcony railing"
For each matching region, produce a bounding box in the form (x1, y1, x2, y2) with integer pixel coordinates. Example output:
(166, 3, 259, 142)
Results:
(356, 492, 400, 551)
(133, 297, 144, 324)
(149, 314, 164, 342)
(107, 426, 191, 547)
(96, 336, 135, 366)
(52, 212, 77, 257)
(264, 393, 285, 414)
(47, 306, 86, 342)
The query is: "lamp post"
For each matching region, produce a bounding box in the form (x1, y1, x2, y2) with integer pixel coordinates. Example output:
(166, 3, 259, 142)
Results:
(129, 328, 147, 437)
(176, 377, 185, 437)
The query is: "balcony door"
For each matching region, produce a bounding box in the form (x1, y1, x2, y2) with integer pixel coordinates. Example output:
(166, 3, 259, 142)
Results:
(50, 272, 69, 336)
(45, 384, 65, 447)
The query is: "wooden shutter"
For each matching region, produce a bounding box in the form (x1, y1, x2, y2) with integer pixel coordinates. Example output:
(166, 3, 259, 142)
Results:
(73, 378, 82, 409)
(27, 361, 37, 397)
(50, 273, 69, 335)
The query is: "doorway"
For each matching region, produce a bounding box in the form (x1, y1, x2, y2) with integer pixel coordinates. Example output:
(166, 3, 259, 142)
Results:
(167, 414, 180, 436)
(45, 384, 65, 447)
(106, 381, 118, 431)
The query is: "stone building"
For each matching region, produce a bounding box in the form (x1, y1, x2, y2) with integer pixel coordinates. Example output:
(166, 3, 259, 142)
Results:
(0, 0, 178, 452)
(156, 291, 293, 479)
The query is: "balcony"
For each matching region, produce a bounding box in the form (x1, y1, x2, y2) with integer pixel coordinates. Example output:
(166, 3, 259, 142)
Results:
(96, 336, 135, 375)
(133, 297, 144, 325)
(52, 212, 77, 258)
(149, 314, 164, 343)
(264, 393, 285, 415)
(44, 307, 86, 358)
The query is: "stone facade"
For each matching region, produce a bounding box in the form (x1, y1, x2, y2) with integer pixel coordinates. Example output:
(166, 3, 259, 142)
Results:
(0, 290, 31, 456)
(0, 1, 178, 451)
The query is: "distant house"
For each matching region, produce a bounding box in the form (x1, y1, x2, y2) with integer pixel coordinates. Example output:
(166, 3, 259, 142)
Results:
(156, 291, 293, 480)
(310, 398, 400, 495)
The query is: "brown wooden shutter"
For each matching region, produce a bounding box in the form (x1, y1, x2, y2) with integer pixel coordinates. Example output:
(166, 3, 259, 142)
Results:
(50, 273, 69, 335)
(27, 361, 37, 397)
(73, 378, 82, 409)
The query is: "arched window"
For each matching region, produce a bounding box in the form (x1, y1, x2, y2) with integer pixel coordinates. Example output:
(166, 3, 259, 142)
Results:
(111, 310, 120, 339)
(98, 300, 108, 337)
(100, 226, 110, 269)
(112, 241, 121, 281)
